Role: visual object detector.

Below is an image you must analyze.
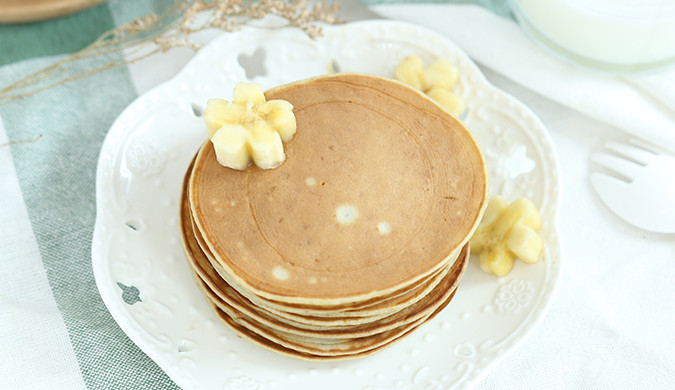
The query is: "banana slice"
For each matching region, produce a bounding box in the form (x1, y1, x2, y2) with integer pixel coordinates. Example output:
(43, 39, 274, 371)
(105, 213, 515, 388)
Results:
(394, 55, 464, 117)
(423, 58, 459, 90)
(394, 55, 427, 91)
(470, 196, 545, 277)
(202, 82, 296, 170)
(426, 88, 465, 117)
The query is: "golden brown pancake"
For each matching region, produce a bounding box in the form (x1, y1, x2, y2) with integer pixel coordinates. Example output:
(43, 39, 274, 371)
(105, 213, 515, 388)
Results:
(180, 163, 468, 336)
(181, 187, 467, 339)
(188, 74, 487, 305)
(203, 279, 458, 361)
(190, 206, 454, 320)
(192, 245, 466, 340)
(179, 73, 487, 360)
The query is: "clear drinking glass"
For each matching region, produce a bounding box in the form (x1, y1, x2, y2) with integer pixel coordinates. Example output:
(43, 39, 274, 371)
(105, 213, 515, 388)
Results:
(508, 0, 675, 72)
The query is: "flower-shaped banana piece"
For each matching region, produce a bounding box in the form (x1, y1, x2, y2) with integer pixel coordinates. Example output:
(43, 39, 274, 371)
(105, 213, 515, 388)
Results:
(203, 82, 296, 170)
(469, 196, 545, 277)
(394, 55, 465, 116)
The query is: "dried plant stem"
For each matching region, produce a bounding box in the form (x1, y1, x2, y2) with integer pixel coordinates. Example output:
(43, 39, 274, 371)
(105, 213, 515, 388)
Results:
(0, 134, 43, 149)
(0, 0, 342, 105)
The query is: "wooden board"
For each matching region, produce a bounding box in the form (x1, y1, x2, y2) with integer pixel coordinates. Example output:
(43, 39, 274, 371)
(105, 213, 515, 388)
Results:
(0, 0, 106, 23)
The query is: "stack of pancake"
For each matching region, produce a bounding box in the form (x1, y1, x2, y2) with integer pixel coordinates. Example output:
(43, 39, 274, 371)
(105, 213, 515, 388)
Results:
(179, 74, 487, 360)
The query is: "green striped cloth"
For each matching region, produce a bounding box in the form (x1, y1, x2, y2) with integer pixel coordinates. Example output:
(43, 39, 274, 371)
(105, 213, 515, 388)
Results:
(0, 1, 509, 389)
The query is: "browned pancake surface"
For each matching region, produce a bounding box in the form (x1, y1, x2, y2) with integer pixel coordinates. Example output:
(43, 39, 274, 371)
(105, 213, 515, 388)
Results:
(189, 73, 486, 302)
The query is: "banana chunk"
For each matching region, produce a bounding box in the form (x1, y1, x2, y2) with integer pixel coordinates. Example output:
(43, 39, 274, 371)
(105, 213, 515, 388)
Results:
(203, 82, 296, 170)
(469, 196, 545, 277)
(426, 88, 465, 119)
(394, 55, 427, 91)
(394, 55, 465, 116)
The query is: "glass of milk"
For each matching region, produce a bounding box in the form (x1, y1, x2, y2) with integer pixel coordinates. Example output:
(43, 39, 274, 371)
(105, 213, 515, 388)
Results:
(509, 0, 675, 72)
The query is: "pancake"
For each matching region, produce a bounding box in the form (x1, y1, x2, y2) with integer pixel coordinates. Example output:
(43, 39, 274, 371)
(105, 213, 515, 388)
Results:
(191, 209, 454, 320)
(188, 73, 487, 305)
(204, 280, 458, 361)
(181, 185, 468, 339)
(191, 245, 466, 340)
(191, 231, 453, 329)
(180, 163, 467, 337)
(179, 73, 488, 361)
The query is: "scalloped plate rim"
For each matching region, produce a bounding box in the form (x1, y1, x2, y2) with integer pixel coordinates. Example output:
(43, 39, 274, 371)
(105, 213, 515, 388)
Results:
(93, 19, 563, 390)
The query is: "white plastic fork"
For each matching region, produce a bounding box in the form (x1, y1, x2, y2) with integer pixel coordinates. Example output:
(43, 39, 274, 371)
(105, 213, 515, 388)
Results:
(591, 138, 675, 233)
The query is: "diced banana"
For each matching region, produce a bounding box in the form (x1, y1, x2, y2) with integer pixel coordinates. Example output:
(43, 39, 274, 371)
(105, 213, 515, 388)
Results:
(470, 196, 507, 254)
(426, 88, 465, 117)
(210, 124, 250, 170)
(479, 246, 515, 278)
(248, 120, 285, 170)
(507, 224, 544, 264)
(232, 82, 266, 105)
(203, 99, 244, 138)
(512, 197, 542, 230)
(394, 55, 426, 91)
(469, 196, 545, 277)
(394, 55, 465, 117)
(202, 82, 296, 170)
(258, 100, 296, 141)
(424, 58, 459, 90)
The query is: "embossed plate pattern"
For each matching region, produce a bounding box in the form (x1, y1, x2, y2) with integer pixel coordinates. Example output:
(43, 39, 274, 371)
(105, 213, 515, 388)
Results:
(93, 20, 562, 390)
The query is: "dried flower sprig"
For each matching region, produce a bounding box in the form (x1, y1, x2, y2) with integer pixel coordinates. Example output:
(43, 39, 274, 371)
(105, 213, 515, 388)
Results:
(0, 134, 42, 149)
(0, 0, 343, 104)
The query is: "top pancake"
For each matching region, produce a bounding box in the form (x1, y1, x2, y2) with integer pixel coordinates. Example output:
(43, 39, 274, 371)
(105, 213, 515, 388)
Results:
(189, 73, 487, 304)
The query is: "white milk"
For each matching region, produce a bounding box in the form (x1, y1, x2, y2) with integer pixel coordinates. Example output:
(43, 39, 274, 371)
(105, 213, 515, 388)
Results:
(510, 0, 675, 70)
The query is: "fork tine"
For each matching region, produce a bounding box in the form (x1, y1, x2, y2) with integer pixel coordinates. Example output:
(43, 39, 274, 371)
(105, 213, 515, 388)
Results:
(592, 152, 642, 182)
(628, 137, 665, 155)
(591, 172, 628, 193)
(605, 141, 652, 165)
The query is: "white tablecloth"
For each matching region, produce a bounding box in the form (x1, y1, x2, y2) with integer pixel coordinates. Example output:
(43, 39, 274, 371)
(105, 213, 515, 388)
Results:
(1, 2, 674, 389)
(386, 5, 675, 388)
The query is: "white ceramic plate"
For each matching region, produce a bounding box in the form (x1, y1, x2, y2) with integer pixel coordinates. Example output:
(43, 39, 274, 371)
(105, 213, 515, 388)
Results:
(93, 20, 562, 390)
